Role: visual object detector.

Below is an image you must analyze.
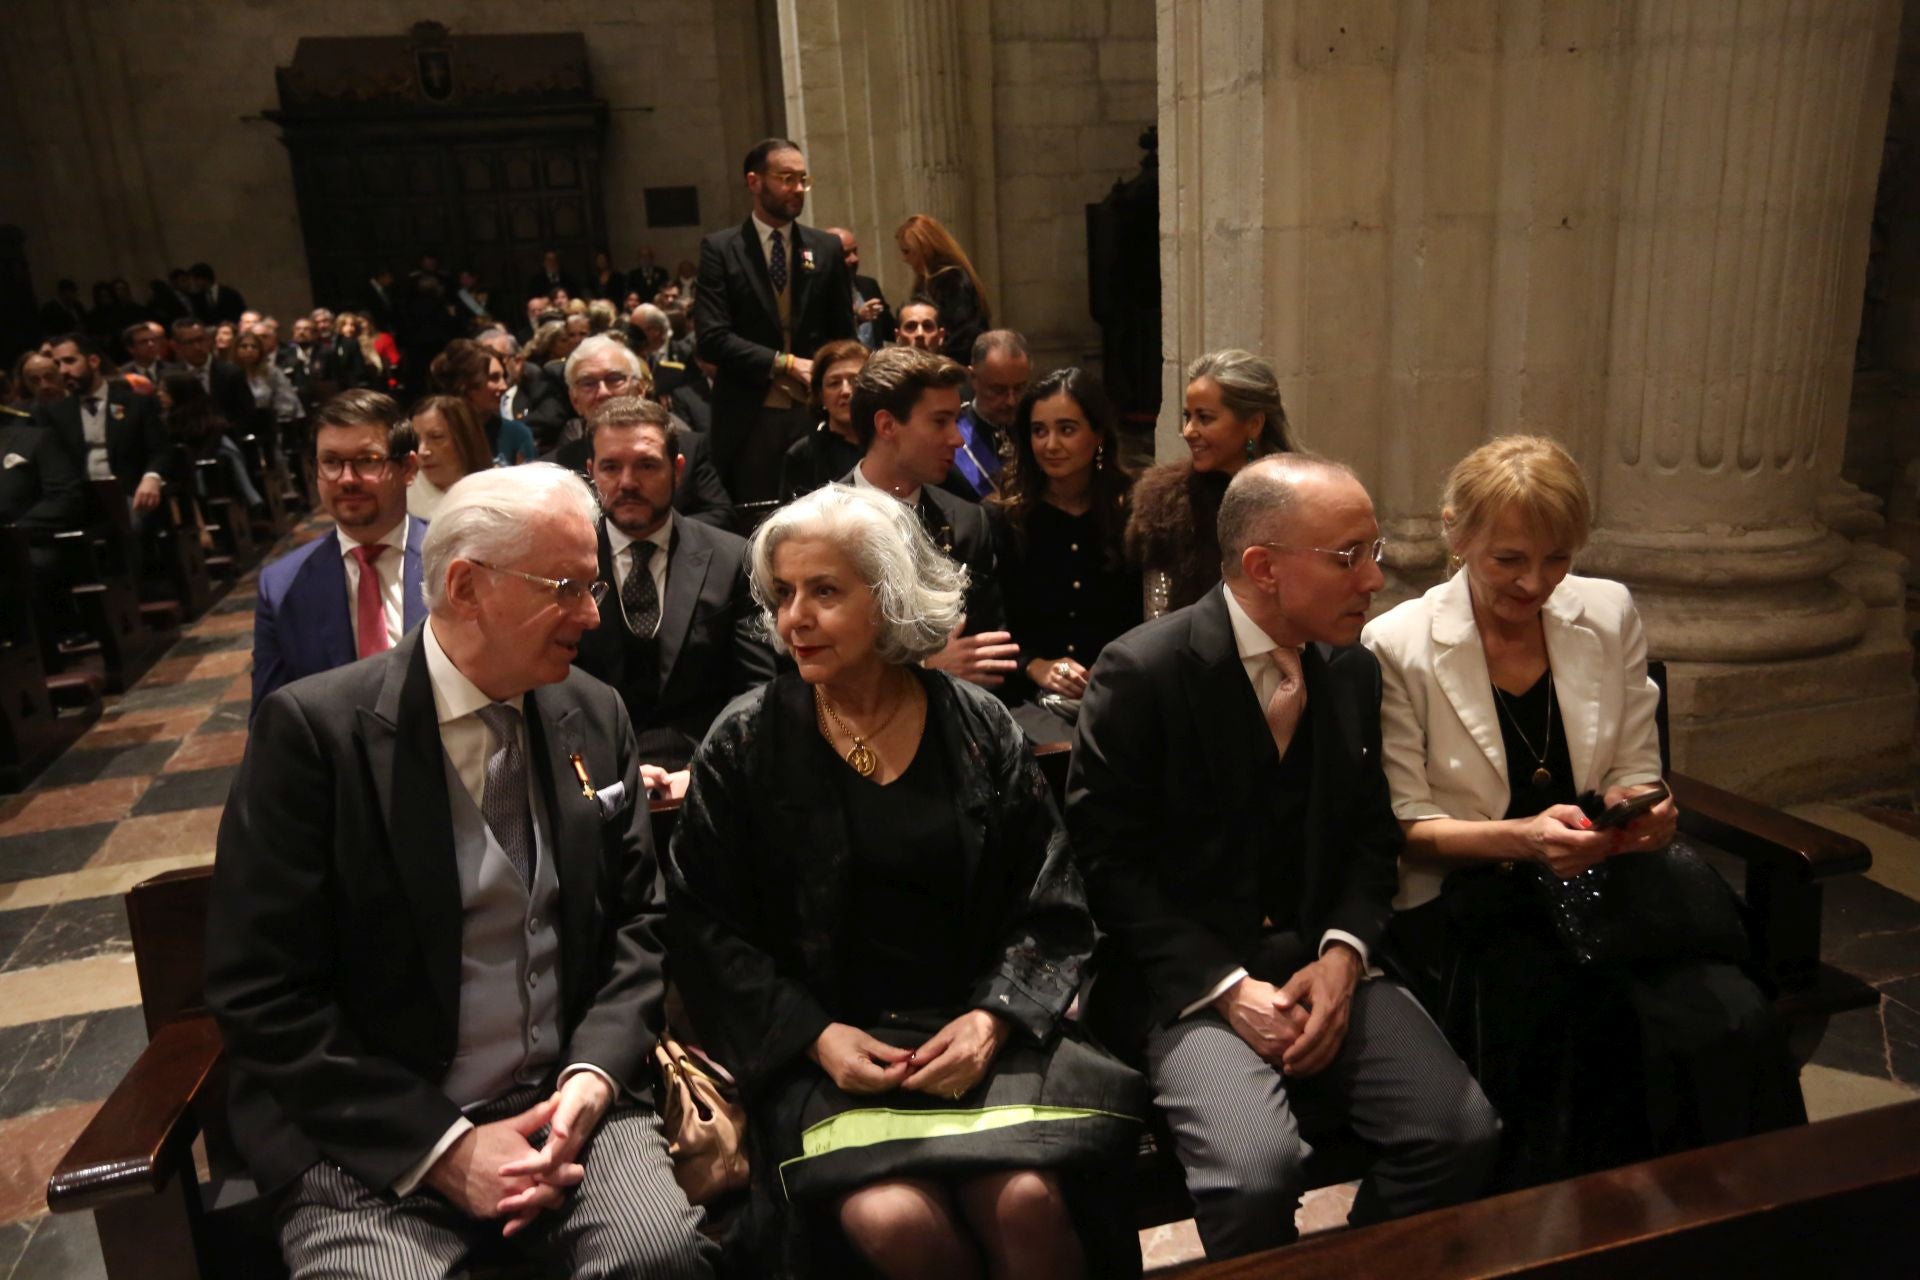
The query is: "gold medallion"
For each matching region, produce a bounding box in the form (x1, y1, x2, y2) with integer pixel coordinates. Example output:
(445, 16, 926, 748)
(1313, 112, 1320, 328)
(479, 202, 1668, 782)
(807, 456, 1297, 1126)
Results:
(1531, 766, 1553, 788)
(846, 743, 879, 777)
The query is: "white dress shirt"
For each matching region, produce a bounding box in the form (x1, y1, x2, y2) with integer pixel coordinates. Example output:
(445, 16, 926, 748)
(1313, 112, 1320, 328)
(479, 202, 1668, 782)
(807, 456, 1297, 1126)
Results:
(394, 620, 617, 1194)
(338, 518, 410, 645)
(852, 458, 920, 506)
(605, 511, 673, 635)
(1181, 585, 1372, 1018)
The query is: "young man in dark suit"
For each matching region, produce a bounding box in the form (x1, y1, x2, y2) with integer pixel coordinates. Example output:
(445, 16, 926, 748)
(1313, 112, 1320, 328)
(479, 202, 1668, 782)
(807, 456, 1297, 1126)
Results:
(172, 318, 259, 429)
(251, 391, 427, 714)
(693, 137, 855, 503)
(207, 462, 717, 1278)
(38, 334, 171, 512)
(120, 321, 177, 388)
(188, 262, 246, 324)
(842, 344, 1018, 691)
(1068, 455, 1498, 1261)
(572, 397, 774, 797)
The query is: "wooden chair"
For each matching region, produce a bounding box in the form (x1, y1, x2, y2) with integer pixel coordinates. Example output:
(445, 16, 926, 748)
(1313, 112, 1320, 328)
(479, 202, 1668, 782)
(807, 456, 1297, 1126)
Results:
(46, 729, 1882, 1276)
(0, 527, 99, 790)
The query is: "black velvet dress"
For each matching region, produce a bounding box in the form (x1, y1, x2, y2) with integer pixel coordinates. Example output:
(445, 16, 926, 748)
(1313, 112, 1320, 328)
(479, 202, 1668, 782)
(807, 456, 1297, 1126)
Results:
(1388, 671, 1805, 1191)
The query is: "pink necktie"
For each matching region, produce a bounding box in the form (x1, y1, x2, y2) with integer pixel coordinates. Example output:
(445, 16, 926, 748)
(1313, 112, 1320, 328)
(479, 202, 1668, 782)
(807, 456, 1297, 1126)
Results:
(351, 544, 391, 658)
(1265, 647, 1307, 759)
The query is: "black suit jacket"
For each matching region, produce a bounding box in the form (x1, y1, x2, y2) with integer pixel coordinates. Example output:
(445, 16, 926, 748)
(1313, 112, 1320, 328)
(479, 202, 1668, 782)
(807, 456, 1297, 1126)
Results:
(194, 284, 247, 325)
(35, 382, 173, 492)
(693, 219, 854, 475)
(574, 517, 777, 770)
(526, 270, 580, 304)
(178, 359, 259, 433)
(851, 272, 896, 347)
(839, 468, 1003, 633)
(549, 428, 734, 532)
(0, 419, 86, 529)
(1066, 589, 1403, 1051)
(204, 631, 669, 1193)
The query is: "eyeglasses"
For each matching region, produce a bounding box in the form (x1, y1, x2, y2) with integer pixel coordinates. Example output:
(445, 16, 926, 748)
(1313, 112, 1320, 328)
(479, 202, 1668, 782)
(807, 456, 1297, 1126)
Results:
(1260, 538, 1387, 572)
(573, 372, 634, 394)
(316, 454, 393, 481)
(472, 561, 611, 606)
(763, 168, 812, 190)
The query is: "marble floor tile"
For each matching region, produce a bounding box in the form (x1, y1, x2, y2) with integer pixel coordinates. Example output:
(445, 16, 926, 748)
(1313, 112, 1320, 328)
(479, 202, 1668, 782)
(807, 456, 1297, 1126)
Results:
(194, 702, 251, 736)
(1, 853, 215, 913)
(0, 781, 151, 840)
(88, 703, 210, 733)
(0, 1102, 101, 1227)
(1800, 1063, 1920, 1122)
(69, 716, 197, 753)
(0, 1008, 144, 1123)
(0, 954, 139, 1030)
(141, 648, 254, 686)
(222, 673, 253, 703)
(129, 766, 237, 817)
(108, 677, 230, 715)
(162, 731, 249, 774)
(0, 1220, 28, 1274)
(0, 913, 40, 977)
(1, 899, 129, 974)
(165, 630, 253, 658)
(7, 1208, 106, 1280)
(31, 742, 176, 790)
(0, 827, 115, 887)
(89, 810, 222, 870)
(186, 611, 254, 637)
(208, 591, 260, 616)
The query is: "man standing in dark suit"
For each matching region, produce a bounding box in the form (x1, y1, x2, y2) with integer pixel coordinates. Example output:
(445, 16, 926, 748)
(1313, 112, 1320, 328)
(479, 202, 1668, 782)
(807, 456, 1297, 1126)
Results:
(172, 318, 259, 429)
(842, 345, 1017, 691)
(188, 262, 246, 324)
(37, 280, 88, 338)
(573, 397, 773, 795)
(694, 137, 855, 503)
(207, 462, 718, 1278)
(252, 391, 427, 713)
(38, 334, 171, 512)
(525, 248, 578, 308)
(827, 227, 896, 349)
(360, 264, 400, 334)
(1068, 455, 1497, 1262)
(629, 247, 669, 302)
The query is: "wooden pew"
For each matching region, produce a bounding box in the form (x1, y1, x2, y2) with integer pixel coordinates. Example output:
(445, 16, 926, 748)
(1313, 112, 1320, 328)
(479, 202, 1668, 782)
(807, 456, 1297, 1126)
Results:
(192, 460, 259, 575)
(1174, 1098, 1920, 1279)
(0, 527, 98, 789)
(44, 484, 178, 693)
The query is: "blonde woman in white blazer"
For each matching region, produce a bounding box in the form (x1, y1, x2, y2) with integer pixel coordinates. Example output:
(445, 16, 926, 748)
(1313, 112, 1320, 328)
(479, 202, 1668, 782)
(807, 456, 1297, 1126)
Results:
(1361, 436, 1803, 1191)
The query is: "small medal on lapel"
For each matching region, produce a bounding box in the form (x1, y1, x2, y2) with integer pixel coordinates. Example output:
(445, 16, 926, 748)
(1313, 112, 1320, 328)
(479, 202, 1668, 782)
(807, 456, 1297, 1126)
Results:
(800, 248, 817, 273)
(567, 751, 597, 799)
(110, 403, 126, 421)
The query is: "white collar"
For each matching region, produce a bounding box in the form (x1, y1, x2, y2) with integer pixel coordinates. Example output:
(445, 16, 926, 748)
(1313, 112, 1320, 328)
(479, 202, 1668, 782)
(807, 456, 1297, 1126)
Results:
(853, 457, 920, 506)
(751, 210, 793, 252)
(336, 514, 409, 562)
(423, 615, 523, 726)
(1221, 581, 1300, 664)
(605, 509, 674, 561)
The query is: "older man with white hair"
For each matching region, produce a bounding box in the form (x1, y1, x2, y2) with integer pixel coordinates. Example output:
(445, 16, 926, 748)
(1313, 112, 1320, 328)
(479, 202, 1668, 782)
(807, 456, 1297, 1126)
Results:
(207, 463, 718, 1279)
(547, 333, 734, 529)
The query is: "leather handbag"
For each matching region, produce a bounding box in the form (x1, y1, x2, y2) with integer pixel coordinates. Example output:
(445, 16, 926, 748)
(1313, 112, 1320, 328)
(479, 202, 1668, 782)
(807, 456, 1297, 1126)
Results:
(654, 1037, 750, 1204)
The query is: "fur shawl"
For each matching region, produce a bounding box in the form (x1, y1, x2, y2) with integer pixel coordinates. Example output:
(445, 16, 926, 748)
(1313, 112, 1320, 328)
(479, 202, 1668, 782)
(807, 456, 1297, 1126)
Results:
(1124, 460, 1229, 612)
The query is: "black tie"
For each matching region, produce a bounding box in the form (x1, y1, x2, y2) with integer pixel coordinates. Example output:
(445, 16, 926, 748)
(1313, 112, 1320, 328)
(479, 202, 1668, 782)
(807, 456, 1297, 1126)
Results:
(623, 542, 660, 636)
(769, 229, 788, 296)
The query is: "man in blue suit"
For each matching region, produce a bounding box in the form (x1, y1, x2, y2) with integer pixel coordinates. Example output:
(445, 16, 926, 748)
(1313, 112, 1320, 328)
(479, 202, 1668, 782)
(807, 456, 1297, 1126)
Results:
(252, 390, 426, 715)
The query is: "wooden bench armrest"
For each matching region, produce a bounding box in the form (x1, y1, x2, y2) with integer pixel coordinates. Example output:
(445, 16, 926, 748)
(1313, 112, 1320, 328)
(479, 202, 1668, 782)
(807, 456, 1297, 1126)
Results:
(46, 1015, 223, 1215)
(1670, 771, 1871, 880)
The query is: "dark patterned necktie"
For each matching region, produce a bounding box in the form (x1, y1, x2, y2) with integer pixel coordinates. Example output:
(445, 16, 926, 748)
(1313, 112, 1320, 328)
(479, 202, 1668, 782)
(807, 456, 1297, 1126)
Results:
(623, 542, 660, 636)
(475, 703, 534, 889)
(769, 228, 788, 295)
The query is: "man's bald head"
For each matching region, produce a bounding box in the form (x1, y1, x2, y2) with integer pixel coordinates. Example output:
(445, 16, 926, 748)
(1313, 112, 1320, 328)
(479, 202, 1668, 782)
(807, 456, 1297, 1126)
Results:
(828, 227, 860, 274)
(1218, 454, 1363, 579)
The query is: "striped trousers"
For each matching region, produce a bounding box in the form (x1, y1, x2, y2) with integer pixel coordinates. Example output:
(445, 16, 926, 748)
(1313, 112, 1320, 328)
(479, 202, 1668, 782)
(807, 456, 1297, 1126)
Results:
(276, 1092, 718, 1279)
(1145, 979, 1500, 1261)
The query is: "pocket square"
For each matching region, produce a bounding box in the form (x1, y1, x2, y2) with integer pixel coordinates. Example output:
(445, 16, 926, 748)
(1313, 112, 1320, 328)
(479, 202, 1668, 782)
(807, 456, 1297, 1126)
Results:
(594, 780, 629, 820)
(2, 453, 25, 470)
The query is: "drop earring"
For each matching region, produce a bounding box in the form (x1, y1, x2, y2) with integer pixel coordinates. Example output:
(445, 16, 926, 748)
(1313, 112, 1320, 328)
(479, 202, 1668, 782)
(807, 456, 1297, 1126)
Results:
(1244, 437, 1257, 461)
(1094, 443, 1105, 469)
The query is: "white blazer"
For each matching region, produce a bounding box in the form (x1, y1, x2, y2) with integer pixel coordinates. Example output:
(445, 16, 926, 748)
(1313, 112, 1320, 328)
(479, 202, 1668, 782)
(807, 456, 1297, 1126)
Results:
(1361, 571, 1665, 909)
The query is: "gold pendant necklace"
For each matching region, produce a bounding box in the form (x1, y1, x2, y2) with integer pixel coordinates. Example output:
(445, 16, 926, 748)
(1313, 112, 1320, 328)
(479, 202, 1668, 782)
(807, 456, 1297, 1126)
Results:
(815, 683, 907, 777)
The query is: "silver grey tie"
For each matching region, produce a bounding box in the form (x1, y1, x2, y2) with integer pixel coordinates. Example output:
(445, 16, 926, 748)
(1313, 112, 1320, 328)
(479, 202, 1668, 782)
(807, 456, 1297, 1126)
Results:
(475, 703, 534, 889)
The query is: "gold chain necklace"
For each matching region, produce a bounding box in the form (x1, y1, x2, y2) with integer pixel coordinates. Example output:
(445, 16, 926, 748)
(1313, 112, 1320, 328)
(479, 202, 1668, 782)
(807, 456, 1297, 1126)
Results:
(814, 683, 908, 777)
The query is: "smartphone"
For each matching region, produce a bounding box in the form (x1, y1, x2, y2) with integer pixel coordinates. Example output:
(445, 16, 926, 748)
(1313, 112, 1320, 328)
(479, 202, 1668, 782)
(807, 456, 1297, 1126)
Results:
(1593, 782, 1670, 830)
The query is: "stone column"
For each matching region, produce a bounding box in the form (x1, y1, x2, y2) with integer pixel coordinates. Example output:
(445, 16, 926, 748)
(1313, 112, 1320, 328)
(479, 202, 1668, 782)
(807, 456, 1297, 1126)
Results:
(1156, 0, 1914, 796)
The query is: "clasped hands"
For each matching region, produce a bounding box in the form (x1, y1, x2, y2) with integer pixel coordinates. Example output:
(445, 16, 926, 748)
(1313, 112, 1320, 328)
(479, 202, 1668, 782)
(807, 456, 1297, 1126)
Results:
(1215, 944, 1362, 1078)
(1524, 782, 1680, 880)
(424, 1070, 613, 1236)
(809, 1009, 1009, 1099)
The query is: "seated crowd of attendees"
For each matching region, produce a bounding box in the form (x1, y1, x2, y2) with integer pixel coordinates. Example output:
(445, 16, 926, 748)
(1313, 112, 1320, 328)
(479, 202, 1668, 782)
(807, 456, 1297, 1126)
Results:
(4, 138, 1808, 1279)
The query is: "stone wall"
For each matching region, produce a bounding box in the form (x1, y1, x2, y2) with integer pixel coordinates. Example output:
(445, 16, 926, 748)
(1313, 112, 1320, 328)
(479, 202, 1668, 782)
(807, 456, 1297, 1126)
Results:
(0, 0, 774, 319)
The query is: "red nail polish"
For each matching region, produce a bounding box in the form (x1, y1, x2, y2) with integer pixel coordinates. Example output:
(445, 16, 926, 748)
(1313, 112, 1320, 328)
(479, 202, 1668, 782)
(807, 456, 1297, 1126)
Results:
(1579, 818, 1593, 829)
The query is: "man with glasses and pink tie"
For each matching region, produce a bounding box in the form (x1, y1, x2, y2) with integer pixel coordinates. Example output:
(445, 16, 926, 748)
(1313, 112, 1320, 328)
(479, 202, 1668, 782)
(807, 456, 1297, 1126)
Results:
(250, 389, 429, 716)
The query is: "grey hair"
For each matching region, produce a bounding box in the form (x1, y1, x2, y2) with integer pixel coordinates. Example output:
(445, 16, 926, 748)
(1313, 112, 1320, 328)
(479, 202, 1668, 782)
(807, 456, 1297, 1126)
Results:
(1217, 453, 1360, 578)
(476, 326, 519, 356)
(632, 303, 670, 335)
(421, 463, 601, 613)
(564, 332, 642, 387)
(970, 329, 1029, 367)
(747, 484, 965, 664)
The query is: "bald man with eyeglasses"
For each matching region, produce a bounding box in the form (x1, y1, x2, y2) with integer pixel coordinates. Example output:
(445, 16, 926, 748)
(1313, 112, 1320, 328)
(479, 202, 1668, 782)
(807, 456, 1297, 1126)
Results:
(251, 389, 428, 716)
